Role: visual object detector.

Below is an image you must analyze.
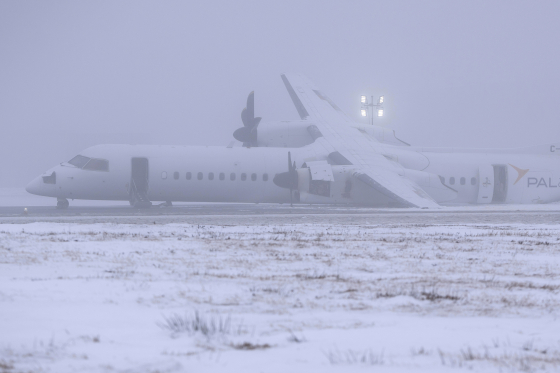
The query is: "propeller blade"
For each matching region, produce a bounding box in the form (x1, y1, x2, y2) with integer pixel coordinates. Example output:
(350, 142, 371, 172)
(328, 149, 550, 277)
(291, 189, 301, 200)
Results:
(241, 108, 249, 127)
(273, 151, 299, 201)
(233, 127, 249, 142)
(246, 91, 255, 124)
(288, 152, 292, 171)
(235, 91, 261, 147)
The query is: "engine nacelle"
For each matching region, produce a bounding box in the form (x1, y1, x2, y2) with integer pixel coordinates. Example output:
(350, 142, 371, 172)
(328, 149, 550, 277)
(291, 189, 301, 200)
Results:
(297, 164, 351, 204)
(233, 91, 410, 148)
(255, 121, 410, 148)
(351, 124, 410, 147)
(256, 121, 315, 148)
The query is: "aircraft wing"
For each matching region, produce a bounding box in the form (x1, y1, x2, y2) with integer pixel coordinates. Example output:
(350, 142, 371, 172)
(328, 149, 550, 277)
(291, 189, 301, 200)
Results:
(281, 73, 439, 208)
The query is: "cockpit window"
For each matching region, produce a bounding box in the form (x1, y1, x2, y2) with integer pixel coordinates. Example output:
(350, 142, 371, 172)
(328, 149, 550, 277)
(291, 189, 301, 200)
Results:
(83, 158, 109, 171)
(68, 155, 109, 171)
(68, 155, 91, 168)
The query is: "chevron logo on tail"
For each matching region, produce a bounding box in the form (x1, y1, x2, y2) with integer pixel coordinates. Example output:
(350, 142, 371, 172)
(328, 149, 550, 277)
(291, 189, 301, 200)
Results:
(509, 164, 529, 185)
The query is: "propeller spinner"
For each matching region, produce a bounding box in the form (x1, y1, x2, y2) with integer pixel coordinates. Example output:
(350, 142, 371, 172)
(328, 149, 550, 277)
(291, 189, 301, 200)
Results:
(233, 91, 261, 147)
(273, 151, 299, 206)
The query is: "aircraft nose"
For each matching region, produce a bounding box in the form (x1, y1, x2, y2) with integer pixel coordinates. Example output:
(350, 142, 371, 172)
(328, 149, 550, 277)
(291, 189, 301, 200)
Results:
(25, 177, 43, 195)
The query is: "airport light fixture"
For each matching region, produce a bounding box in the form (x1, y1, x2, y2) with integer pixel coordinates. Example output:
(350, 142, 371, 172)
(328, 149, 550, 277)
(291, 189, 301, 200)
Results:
(360, 95, 384, 124)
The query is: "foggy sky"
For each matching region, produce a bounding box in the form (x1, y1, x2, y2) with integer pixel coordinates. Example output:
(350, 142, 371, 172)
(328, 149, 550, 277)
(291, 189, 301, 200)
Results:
(1, 1, 560, 187)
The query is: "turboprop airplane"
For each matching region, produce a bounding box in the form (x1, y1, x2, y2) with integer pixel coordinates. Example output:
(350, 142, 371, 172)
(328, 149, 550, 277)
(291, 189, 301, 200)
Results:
(26, 73, 560, 209)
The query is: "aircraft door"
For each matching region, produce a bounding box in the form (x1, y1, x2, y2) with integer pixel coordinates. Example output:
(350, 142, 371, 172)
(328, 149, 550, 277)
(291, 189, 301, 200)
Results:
(130, 158, 150, 206)
(477, 165, 494, 204)
(492, 165, 508, 203)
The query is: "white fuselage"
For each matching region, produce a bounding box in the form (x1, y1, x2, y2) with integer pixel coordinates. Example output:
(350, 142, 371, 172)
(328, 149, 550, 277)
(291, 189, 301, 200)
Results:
(376, 143, 560, 205)
(27, 145, 305, 204)
(425, 152, 560, 204)
(26, 143, 560, 206)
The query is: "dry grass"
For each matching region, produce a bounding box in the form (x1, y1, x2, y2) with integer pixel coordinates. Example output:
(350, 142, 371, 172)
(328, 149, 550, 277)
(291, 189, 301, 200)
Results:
(325, 348, 384, 365)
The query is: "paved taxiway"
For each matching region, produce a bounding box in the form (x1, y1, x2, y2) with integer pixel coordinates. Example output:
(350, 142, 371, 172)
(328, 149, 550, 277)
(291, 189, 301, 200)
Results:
(1, 203, 560, 225)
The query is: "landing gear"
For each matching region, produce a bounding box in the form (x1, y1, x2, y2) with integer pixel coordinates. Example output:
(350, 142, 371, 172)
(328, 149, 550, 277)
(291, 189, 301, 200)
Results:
(56, 198, 69, 209)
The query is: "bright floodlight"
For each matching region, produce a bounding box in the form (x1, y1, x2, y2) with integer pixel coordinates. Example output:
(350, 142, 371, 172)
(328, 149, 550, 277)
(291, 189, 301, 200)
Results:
(377, 109, 384, 117)
(361, 109, 367, 117)
(360, 95, 367, 104)
(378, 96, 384, 104)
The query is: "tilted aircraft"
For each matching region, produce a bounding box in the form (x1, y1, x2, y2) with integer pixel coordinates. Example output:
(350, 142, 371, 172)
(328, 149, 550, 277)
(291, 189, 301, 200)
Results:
(26, 73, 560, 209)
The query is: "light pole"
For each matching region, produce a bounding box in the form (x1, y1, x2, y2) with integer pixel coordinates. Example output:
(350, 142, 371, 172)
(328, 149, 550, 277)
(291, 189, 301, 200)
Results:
(360, 95, 384, 125)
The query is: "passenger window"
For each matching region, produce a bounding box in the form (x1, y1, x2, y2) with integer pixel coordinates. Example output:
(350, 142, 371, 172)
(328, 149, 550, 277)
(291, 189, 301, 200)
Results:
(209, 172, 214, 180)
(161, 171, 167, 179)
(186, 172, 192, 180)
(219, 173, 225, 181)
(251, 173, 257, 181)
(230, 173, 236, 181)
(68, 155, 91, 168)
(449, 177, 455, 185)
(197, 172, 203, 180)
(460, 177, 465, 185)
(263, 173, 268, 181)
(241, 173, 247, 181)
(83, 158, 109, 172)
(173, 172, 179, 180)
(471, 177, 477, 185)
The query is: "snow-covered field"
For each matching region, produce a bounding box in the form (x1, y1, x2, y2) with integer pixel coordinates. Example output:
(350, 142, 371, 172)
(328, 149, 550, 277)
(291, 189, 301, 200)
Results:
(1, 221, 560, 372)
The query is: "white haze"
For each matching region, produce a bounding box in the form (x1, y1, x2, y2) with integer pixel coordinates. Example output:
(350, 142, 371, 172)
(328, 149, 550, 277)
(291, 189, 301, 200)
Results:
(1, 0, 560, 187)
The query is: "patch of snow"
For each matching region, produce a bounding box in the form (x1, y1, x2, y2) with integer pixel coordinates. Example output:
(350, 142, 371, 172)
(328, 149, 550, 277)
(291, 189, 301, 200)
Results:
(1, 222, 559, 372)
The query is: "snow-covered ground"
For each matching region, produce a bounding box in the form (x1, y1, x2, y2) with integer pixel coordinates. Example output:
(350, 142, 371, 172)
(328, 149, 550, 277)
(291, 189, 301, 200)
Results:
(1, 222, 560, 372)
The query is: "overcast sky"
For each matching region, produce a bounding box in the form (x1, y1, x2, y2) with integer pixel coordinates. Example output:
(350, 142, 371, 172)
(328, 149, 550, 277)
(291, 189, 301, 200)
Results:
(1, 1, 560, 187)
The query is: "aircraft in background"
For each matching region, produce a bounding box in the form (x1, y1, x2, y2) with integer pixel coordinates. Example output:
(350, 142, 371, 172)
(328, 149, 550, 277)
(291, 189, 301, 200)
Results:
(26, 74, 560, 209)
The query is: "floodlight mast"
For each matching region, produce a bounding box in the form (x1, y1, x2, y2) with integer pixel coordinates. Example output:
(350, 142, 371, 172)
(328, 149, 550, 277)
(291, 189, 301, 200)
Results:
(360, 95, 384, 125)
